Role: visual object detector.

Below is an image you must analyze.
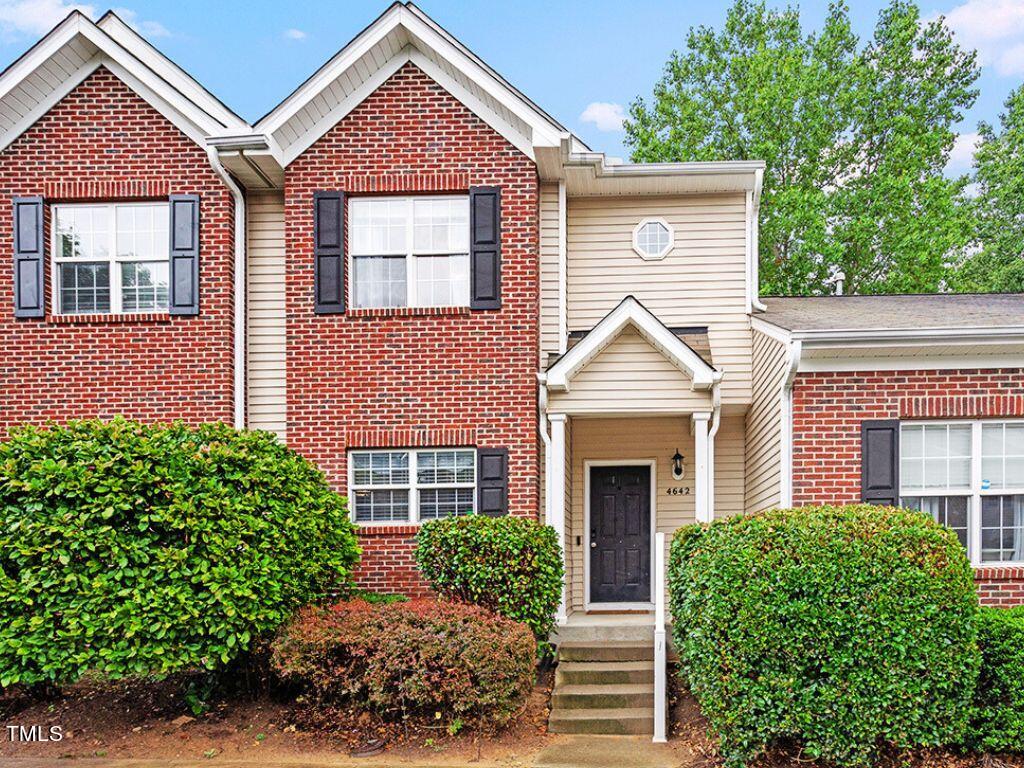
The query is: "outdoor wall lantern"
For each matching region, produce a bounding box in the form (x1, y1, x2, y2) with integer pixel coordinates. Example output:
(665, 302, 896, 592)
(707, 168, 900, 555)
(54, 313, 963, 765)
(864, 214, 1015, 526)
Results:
(672, 449, 685, 480)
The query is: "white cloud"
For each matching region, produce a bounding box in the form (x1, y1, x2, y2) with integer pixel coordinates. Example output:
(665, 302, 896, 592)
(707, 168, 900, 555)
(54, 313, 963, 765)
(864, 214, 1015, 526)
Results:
(0, 0, 94, 37)
(0, 1, 170, 41)
(939, 0, 1024, 76)
(948, 130, 981, 172)
(112, 7, 169, 38)
(283, 28, 306, 40)
(579, 101, 625, 132)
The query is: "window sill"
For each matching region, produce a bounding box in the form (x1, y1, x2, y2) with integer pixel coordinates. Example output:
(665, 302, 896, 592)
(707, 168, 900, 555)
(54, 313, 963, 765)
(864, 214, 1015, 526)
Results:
(974, 565, 1024, 578)
(356, 523, 422, 535)
(346, 306, 471, 319)
(48, 312, 173, 325)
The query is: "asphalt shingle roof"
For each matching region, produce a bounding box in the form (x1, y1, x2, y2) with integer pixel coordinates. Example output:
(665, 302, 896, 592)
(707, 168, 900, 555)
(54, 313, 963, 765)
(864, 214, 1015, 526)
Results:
(758, 294, 1024, 332)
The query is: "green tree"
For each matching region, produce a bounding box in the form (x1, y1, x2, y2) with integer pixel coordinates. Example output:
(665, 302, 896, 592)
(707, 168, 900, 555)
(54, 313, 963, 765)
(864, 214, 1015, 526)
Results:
(625, 1, 979, 295)
(952, 86, 1024, 293)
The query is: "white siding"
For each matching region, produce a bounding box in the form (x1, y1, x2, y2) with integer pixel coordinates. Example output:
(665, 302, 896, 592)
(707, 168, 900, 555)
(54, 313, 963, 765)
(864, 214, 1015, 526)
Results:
(548, 327, 712, 415)
(246, 192, 287, 438)
(744, 329, 789, 513)
(566, 194, 752, 404)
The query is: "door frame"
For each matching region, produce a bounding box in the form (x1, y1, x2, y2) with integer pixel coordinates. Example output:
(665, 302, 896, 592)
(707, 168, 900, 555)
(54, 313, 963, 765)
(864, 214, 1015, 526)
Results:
(583, 459, 657, 612)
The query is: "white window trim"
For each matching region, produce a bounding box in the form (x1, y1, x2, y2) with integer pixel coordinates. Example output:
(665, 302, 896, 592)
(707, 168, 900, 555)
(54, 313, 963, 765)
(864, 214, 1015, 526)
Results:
(51, 202, 169, 316)
(348, 195, 470, 309)
(632, 216, 674, 261)
(347, 447, 477, 525)
(900, 419, 1024, 567)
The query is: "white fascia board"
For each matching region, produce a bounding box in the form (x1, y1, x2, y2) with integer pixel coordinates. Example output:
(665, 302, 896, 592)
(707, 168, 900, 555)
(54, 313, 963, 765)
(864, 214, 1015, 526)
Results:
(0, 12, 85, 102)
(0, 54, 102, 152)
(799, 352, 1024, 373)
(406, 49, 535, 160)
(255, 6, 401, 136)
(792, 326, 1024, 345)
(96, 13, 244, 130)
(279, 50, 411, 166)
(750, 316, 793, 343)
(546, 297, 718, 391)
(565, 153, 766, 181)
(76, 23, 224, 138)
(99, 56, 209, 147)
(400, 9, 563, 148)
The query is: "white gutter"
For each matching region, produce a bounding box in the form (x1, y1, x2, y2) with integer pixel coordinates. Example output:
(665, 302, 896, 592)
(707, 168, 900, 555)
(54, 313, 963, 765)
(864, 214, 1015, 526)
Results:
(779, 340, 802, 508)
(790, 326, 1024, 345)
(750, 168, 767, 312)
(206, 146, 247, 430)
(706, 379, 722, 520)
(537, 373, 553, 526)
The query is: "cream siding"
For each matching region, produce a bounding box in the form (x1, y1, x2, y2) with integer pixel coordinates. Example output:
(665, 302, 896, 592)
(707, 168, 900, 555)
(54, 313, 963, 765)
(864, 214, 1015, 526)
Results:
(565, 194, 752, 404)
(548, 327, 712, 415)
(539, 182, 560, 361)
(744, 329, 789, 513)
(246, 192, 287, 439)
(715, 413, 746, 519)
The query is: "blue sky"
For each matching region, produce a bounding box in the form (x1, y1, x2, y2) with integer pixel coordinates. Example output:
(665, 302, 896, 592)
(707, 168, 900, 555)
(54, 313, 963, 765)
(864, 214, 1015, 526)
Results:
(0, 0, 1021, 173)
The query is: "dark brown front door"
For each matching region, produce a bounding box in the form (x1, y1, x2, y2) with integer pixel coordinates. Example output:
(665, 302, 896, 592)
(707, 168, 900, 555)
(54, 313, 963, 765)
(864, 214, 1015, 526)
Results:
(589, 465, 651, 604)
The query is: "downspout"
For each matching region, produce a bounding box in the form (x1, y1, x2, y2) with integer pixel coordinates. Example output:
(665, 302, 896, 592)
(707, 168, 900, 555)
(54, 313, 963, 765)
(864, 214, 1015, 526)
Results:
(205, 145, 247, 429)
(779, 340, 802, 507)
(706, 375, 722, 520)
(557, 180, 567, 354)
(750, 168, 767, 312)
(538, 372, 552, 525)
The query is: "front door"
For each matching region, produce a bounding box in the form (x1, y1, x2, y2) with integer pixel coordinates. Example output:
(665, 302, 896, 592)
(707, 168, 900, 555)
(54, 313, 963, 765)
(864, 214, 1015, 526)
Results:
(589, 465, 652, 605)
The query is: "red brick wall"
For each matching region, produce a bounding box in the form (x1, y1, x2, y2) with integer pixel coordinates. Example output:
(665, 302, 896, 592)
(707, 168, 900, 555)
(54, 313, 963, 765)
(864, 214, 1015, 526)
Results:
(0, 68, 235, 428)
(283, 63, 540, 596)
(791, 368, 1024, 605)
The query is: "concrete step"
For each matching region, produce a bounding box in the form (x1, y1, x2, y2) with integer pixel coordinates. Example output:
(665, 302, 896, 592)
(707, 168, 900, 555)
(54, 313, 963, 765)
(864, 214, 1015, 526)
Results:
(557, 641, 654, 662)
(551, 622, 655, 644)
(556, 660, 655, 686)
(548, 706, 655, 735)
(552, 683, 653, 709)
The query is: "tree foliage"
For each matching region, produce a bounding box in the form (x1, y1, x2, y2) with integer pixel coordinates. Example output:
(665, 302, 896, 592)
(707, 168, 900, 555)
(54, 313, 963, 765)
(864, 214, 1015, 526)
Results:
(625, 1, 979, 295)
(0, 419, 359, 687)
(952, 86, 1024, 293)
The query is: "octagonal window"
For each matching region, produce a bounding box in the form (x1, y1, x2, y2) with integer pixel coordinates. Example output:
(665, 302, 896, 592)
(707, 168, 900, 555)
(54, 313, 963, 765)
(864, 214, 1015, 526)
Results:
(632, 218, 674, 260)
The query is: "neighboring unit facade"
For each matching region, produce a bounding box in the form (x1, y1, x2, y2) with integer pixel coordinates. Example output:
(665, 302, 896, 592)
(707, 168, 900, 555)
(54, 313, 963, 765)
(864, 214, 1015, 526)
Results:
(2, 3, 1023, 617)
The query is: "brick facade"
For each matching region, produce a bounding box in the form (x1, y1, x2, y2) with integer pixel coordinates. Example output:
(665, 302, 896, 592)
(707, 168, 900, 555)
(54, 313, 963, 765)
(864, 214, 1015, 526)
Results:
(0, 67, 235, 428)
(283, 63, 540, 595)
(791, 368, 1024, 604)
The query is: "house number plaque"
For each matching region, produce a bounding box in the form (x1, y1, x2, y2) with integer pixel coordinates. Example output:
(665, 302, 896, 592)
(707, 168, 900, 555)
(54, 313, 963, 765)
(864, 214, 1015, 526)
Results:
(665, 487, 691, 496)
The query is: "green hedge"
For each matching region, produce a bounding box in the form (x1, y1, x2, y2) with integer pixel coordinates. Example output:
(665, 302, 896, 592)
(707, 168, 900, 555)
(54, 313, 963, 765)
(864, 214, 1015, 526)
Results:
(271, 598, 535, 725)
(414, 515, 562, 640)
(669, 504, 980, 767)
(0, 419, 359, 687)
(967, 605, 1024, 753)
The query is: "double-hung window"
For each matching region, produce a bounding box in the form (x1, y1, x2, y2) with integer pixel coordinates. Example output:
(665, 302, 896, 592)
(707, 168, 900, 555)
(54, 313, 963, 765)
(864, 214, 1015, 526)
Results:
(52, 202, 170, 315)
(349, 448, 476, 523)
(349, 196, 470, 309)
(901, 420, 1024, 564)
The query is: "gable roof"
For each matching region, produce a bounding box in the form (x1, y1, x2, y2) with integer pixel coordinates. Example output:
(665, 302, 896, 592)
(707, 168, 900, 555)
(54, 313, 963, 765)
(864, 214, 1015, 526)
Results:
(0, 10, 247, 152)
(546, 296, 720, 391)
(249, 2, 571, 167)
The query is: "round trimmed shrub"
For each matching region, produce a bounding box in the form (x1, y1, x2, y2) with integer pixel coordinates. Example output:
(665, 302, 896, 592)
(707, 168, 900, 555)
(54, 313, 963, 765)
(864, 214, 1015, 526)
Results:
(967, 605, 1024, 753)
(0, 418, 359, 687)
(270, 599, 535, 725)
(669, 504, 980, 767)
(414, 515, 562, 640)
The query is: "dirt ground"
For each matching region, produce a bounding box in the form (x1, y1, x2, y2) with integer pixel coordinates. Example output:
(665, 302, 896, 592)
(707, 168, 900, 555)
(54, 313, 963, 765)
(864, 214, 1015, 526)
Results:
(1, 671, 1022, 767)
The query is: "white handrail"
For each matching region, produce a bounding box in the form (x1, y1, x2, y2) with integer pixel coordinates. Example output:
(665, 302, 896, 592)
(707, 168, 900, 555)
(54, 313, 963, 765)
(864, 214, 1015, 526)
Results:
(653, 530, 667, 743)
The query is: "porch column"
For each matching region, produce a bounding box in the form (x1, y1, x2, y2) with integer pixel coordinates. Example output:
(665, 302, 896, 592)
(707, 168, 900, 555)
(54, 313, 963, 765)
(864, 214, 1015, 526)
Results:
(692, 412, 711, 523)
(549, 413, 569, 625)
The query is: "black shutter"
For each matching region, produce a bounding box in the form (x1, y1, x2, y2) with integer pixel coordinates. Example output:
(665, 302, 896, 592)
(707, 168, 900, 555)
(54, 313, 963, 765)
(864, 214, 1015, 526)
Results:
(477, 447, 509, 516)
(861, 420, 900, 505)
(314, 191, 345, 314)
(469, 186, 501, 310)
(13, 196, 44, 318)
(168, 194, 200, 316)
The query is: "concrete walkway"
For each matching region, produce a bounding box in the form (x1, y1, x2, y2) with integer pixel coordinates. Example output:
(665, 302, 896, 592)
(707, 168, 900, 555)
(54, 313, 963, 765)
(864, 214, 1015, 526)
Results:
(0, 737, 681, 768)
